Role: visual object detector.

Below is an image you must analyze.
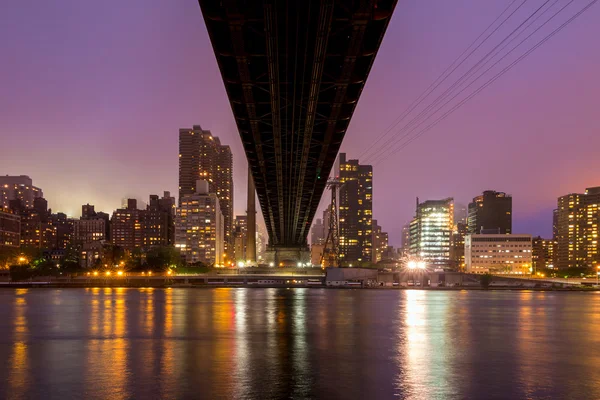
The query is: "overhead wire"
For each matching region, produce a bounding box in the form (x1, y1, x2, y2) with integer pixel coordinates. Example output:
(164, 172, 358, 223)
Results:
(372, 0, 598, 166)
(358, 0, 526, 161)
(366, 0, 558, 164)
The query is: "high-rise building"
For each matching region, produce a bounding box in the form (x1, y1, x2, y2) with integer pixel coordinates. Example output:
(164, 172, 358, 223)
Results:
(371, 220, 388, 263)
(401, 222, 411, 256)
(467, 190, 512, 234)
(0, 208, 20, 248)
(409, 198, 454, 268)
(175, 180, 224, 265)
(552, 209, 559, 240)
(233, 215, 248, 263)
(74, 217, 106, 244)
(9, 198, 55, 249)
(143, 192, 175, 247)
(178, 125, 233, 254)
(311, 218, 326, 246)
(556, 187, 600, 269)
(0, 175, 43, 209)
(465, 234, 532, 274)
(338, 153, 373, 264)
(82, 204, 96, 219)
(49, 212, 74, 250)
(454, 203, 468, 225)
(450, 222, 468, 270)
(532, 236, 557, 271)
(110, 199, 142, 251)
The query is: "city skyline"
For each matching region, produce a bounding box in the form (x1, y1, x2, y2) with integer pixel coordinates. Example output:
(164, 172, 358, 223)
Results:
(2, 0, 600, 245)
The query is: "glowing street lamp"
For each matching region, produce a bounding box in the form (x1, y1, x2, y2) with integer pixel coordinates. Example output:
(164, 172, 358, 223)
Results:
(105, 271, 111, 277)
(269, 262, 274, 267)
(167, 270, 173, 275)
(117, 270, 124, 276)
(238, 261, 245, 268)
(93, 271, 99, 276)
(417, 261, 427, 270)
(407, 261, 417, 270)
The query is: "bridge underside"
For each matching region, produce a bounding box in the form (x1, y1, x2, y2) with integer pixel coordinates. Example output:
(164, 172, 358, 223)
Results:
(199, 0, 396, 247)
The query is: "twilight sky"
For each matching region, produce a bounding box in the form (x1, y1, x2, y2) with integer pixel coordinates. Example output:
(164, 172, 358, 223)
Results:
(1, 0, 599, 246)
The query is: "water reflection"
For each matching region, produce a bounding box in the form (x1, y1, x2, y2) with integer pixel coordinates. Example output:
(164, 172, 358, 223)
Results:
(3, 289, 600, 399)
(8, 289, 30, 399)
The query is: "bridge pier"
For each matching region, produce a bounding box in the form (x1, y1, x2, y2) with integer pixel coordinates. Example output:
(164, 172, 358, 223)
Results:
(265, 245, 310, 267)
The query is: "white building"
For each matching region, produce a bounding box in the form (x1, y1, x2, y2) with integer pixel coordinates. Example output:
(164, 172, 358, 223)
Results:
(465, 234, 532, 274)
(175, 180, 224, 265)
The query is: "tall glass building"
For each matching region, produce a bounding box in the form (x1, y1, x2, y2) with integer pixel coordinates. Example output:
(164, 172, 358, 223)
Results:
(409, 198, 454, 268)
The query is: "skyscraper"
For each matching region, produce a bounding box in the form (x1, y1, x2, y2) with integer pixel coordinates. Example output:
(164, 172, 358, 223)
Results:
(467, 190, 512, 234)
(450, 221, 468, 270)
(0, 175, 43, 209)
(179, 125, 233, 254)
(409, 198, 454, 268)
(311, 218, 326, 246)
(532, 236, 557, 271)
(556, 187, 600, 269)
(233, 215, 248, 263)
(371, 220, 388, 263)
(338, 153, 373, 264)
(175, 180, 224, 265)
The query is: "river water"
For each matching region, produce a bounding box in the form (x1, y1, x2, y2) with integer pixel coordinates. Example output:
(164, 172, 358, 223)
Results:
(0, 288, 599, 399)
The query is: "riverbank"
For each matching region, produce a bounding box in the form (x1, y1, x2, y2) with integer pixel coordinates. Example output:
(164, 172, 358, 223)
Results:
(1, 282, 598, 291)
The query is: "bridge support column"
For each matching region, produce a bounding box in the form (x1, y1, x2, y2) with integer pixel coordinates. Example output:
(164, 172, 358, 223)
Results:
(265, 246, 310, 267)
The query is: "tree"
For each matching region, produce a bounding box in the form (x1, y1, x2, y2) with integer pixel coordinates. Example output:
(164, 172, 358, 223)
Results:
(146, 246, 182, 271)
(480, 273, 493, 289)
(9, 265, 32, 281)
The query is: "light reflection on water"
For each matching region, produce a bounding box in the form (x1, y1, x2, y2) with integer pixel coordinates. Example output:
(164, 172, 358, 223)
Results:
(1, 289, 600, 399)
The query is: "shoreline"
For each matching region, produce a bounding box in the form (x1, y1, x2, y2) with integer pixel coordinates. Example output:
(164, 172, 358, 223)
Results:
(0, 282, 597, 291)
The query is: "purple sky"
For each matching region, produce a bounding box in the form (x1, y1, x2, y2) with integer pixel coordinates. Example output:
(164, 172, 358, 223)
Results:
(1, 0, 599, 246)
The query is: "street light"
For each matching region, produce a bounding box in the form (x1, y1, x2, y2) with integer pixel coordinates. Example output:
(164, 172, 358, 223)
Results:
(105, 271, 111, 276)
(407, 261, 417, 270)
(117, 270, 124, 276)
(417, 261, 426, 270)
(269, 262, 274, 267)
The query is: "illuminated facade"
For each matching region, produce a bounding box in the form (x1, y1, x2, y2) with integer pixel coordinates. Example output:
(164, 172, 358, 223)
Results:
(409, 198, 453, 268)
(0, 209, 20, 248)
(74, 218, 106, 244)
(143, 192, 176, 247)
(0, 175, 43, 209)
(532, 236, 557, 271)
(178, 125, 233, 254)
(465, 234, 532, 274)
(110, 199, 142, 251)
(175, 180, 224, 265)
(467, 190, 512, 234)
(556, 187, 600, 269)
(49, 212, 74, 249)
(450, 222, 468, 270)
(233, 215, 247, 263)
(372, 220, 388, 263)
(338, 153, 373, 264)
